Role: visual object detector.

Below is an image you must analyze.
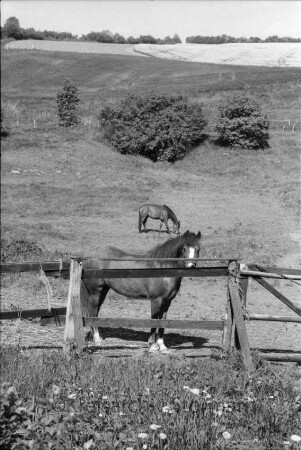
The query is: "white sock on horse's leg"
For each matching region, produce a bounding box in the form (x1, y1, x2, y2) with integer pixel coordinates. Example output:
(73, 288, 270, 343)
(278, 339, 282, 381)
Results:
(157, 338, 168, 352)
(93, 328, 103, 345)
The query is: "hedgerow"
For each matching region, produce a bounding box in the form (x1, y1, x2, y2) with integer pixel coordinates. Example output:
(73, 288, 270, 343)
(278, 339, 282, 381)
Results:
(98, 93, 207, 162)
(215, 93, 269, 150)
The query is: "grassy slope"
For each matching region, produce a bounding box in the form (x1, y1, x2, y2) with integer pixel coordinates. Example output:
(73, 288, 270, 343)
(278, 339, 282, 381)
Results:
(1, 49, 300, 266)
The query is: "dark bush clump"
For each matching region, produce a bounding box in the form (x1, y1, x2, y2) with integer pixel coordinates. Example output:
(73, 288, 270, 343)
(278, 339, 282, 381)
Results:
(215, 93, 269, 150)
(98, 93, 207, 162)
(56, 79, 80, 127)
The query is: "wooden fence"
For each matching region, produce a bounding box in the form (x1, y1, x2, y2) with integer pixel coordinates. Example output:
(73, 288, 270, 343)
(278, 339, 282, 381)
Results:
(1, 258, 301, 371)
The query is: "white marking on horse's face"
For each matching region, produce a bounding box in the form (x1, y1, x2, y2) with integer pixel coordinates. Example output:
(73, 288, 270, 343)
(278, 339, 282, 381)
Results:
(186, 246, 197, 267)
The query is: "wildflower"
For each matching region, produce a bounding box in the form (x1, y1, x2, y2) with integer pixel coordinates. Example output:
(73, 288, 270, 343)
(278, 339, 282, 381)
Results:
(143, 445, 147, 450)
(150, 424, 161, 430)
(162, 406, 171, 413)
(98, 413, 103, 417)
(159, 433, 167, 440)
(119, 411, 125, 416)
(52, 385, 60, 395)
(102, 395, 108, 400)
(68, 393, 77, 399)
(283, 442, 290, 447)
(291, 435, 301, 443)
(138, 433, 148, 439)
(145, 388, 150, 395)
(222, 431, 231, 440)
(83, 439, 93, 449)
(183, 386, 200, 395)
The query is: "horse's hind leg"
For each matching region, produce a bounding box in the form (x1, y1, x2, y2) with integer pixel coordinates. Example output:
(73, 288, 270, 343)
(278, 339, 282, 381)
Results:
(81, 280, 109, 346)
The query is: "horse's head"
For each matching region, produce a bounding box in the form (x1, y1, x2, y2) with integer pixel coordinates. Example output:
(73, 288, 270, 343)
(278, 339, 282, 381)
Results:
(181, 230, 201, 268)
(174, 220, 181, 234)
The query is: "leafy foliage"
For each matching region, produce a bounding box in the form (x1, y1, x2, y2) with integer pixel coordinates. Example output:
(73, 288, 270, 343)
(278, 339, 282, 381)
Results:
(0, 237, 44, 263)
(56, 79, 80, 127)
(215, 93, 269, 150)
(99, 93, 207, 162)
(0, 348, 301, 449)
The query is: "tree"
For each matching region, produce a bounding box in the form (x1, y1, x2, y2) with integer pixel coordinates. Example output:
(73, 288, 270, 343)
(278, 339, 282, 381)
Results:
(3, 17, 23, 39)
(56, 79, 80, 127)
(215, 93, 269, 150)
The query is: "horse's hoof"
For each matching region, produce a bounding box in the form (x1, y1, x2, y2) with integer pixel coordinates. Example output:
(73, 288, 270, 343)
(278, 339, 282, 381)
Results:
(149, 343, 160, 353)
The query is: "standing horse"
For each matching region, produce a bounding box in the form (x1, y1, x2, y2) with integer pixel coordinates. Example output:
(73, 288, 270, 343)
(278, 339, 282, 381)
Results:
(81, 230, 201, 352)
(138, 204, 180, 234)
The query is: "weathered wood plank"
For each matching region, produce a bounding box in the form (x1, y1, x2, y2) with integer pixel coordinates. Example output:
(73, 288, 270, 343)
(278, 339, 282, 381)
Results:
(83, 318, 224, 330)
(240, 269, 301, 280)
(63, 260, 85, 354)
(253, 277, 301, 317)
(228, 262, 254, 372)
(259, 353, 301, 363)
(0, 261, 71, 273)
(222, 286, 233, 351)
(247, 314, 301, 323)
(0, 307, 66, 320)
(255, 266, 301, 276)
(83, 267, 228, 279)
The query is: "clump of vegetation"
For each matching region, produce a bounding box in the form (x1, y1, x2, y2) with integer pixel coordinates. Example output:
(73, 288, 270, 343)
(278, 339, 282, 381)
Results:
(215, 93, 269, 149)
(1, 347, 300, 449)
(0, 237, 44, 263)
(56, 79, 80, 127)
(98, 93, 207, 162)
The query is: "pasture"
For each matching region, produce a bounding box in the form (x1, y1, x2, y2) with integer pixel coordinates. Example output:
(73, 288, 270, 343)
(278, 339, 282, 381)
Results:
(1, 45, 301, 448)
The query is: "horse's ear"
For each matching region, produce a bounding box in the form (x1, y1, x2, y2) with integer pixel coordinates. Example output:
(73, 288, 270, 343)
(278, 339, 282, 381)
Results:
(178, 221, 181, 227)
(197, 231, 202, 239)
(183, 230, 189, 236)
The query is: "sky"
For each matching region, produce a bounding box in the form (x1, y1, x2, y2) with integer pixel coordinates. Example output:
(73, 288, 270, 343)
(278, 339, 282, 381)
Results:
(1, 1, 301, 41)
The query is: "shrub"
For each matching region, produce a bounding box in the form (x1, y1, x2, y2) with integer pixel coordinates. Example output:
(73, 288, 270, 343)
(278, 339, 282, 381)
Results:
(215, 93, 269, 149)
(0, 237, 44, 262)
(56, 79, 80, 127)
(98, 93, 207, 162)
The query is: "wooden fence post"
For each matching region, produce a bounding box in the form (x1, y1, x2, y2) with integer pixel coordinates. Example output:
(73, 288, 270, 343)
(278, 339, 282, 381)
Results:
(222, 285, 233, 351)
(228, 261, 254, 372)
(63, 259, 85, 355)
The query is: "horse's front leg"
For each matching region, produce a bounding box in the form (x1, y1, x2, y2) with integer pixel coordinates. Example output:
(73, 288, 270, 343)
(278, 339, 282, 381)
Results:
(148, 298, 161, 352)
(157, 299, 172, 353)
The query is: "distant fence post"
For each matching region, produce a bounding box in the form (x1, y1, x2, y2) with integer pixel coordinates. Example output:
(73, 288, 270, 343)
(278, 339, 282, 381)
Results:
(63, 259, 85, 355)
(228, 261, 254, 372)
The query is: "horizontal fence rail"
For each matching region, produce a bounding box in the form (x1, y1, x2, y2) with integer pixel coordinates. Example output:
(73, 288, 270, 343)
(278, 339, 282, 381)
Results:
(83, 318, 224, 331)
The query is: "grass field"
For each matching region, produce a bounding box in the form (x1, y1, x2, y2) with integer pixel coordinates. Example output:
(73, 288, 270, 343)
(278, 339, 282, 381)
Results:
(134, 42, 301, 67)
(1, 45, 301, 449)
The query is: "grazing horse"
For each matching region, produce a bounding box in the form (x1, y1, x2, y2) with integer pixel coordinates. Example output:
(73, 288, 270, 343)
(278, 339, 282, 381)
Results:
(81, 230, 201, 352)
(138, 204, 180, 234)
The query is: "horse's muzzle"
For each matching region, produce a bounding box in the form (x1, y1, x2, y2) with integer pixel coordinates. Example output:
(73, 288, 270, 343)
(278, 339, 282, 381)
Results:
(185, 261, 197, 268)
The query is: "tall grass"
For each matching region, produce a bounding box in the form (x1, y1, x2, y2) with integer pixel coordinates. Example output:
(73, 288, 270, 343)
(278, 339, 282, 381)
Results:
(1, 347, 301, 449)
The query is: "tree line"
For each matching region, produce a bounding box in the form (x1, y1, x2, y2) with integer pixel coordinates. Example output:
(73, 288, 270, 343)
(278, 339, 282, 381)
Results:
(1, 17, 182, 44)
(186, 33, 301, 44)
(2, 17, 300, 45)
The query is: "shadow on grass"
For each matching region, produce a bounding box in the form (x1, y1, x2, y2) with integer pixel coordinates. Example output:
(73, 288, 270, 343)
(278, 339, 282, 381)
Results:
(86, 327, 209, 349)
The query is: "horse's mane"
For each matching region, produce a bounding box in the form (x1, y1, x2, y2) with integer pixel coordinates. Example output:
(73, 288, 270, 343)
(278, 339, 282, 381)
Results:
(147, 233, 187, 258)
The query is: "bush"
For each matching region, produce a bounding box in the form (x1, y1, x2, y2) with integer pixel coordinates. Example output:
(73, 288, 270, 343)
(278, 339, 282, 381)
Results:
(0, 237, 44, 263)
(98, 93, 207, 162)
(215, 93, 269, 149)
(56, 79, 80, 127)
